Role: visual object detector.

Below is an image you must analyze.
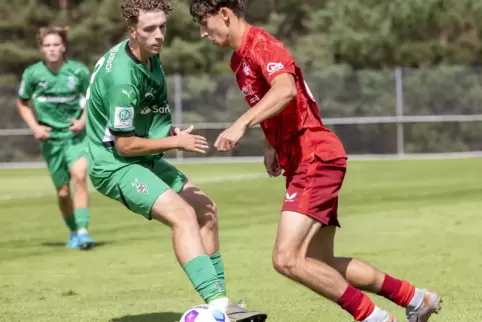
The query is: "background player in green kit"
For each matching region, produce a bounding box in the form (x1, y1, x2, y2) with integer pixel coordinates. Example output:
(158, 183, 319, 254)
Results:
(85, 0, 266, 320)
(17, 26, 95, 250)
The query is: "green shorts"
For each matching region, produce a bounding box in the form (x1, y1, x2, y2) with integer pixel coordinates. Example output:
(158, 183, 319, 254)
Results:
(90, 159, 187, 219)
(40, 131, 88, 188)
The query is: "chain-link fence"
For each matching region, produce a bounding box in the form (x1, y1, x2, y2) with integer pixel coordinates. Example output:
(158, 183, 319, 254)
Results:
(1, 66, 482, 165)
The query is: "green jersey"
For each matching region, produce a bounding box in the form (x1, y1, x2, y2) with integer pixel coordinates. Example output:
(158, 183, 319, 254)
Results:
(86, 40, 172, 177)
(18, 60, 90, 139)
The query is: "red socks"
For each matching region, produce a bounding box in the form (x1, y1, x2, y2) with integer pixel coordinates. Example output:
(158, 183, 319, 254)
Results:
(337, 285, 375, 321)
(378, 274, 415, 307)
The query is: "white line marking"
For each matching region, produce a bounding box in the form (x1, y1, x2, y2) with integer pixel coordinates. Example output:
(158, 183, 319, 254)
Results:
(0, 173, 268, 202)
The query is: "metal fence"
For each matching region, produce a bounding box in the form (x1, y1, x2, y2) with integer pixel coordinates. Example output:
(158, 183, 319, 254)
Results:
(1, 66, 482, 166)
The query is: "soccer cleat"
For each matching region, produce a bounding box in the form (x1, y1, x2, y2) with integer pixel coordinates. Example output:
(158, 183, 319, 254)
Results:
(405, 290, 441, 322)
(76, 232, 95, 250)
(66, 232, 79, 248)
(226, 298, 267, 322)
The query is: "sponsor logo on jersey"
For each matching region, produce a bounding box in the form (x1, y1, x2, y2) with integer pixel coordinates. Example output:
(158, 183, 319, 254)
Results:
(114, 106, 134, 128)
(140, 104, 170, 115)
(106, 43, 122, 73)
(241, 84, 260, 105)
(266, 62, 284, 75)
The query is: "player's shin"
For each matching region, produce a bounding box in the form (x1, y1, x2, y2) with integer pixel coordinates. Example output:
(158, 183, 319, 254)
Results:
(57, 185, 75, 231)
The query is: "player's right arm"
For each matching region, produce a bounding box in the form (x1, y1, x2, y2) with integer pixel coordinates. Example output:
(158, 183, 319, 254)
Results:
(16, 69, 51, 140)
(105, 85, 208, 156)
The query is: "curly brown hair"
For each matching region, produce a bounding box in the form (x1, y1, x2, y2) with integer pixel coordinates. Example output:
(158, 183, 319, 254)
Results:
(121, 0, 174, 25)
(190, 0, 245, 23)
(36, 26, 69, 48)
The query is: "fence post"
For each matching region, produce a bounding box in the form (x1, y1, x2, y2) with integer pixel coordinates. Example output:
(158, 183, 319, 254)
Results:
(173, 73, 183, 161)
(395, 67, 405, 156)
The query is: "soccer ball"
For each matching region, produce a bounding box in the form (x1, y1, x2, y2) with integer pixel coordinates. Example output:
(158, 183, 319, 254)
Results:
(179, 304, 229, 322)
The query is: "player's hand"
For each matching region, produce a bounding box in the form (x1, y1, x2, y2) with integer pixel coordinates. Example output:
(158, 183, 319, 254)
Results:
(175, 125, 209, 154)
(68, 118, 85, 134)
(264, 146, 282, 177)
(32, 125, 51, 141)
(214, 121, 247, 152)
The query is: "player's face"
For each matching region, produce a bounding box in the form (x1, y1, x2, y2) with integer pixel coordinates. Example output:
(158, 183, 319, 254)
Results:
(41, 34, 65, 63)
(199, 12, 230, 48)
(132, 10, 167, 55)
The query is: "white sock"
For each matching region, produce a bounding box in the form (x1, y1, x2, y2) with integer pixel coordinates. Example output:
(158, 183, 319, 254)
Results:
(363, 306, 389, 322)
(209, 297, 229, 312)
(407, 288, 425, 310)
(77, 228, 88, 235)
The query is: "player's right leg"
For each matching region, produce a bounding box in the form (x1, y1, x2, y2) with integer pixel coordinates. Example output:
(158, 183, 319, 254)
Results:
(41, 140, 78, 248)
(178, 180, 268, 322)
(152, 159, 267, 321)
(273, 156, 395, 321)
(307, 226, 441, 322)
(90, 164, 227, 307)
(273, 212, 395, 322)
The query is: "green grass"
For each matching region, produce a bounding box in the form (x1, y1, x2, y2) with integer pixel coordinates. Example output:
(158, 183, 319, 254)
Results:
(0, 158, 480, 321)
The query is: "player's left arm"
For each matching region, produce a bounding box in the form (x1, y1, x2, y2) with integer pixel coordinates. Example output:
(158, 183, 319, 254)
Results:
(239, 41, 297, 127)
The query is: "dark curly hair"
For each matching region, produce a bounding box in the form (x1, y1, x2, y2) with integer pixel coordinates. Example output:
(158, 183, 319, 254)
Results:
(121, 0, 174, 25)
(189, 0, 245, 23)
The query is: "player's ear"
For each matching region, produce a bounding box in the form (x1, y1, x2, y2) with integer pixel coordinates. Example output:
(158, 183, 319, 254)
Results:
(127, 26, 136, 40)
(219, 8, 230, 22)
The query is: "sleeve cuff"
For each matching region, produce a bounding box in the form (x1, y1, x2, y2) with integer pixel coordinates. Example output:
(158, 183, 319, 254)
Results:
(109, 129, 135, 137)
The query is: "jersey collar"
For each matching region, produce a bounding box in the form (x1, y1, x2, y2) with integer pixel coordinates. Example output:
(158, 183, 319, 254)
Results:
(125, 41, 142, 64)
(235, 24, 253, 57)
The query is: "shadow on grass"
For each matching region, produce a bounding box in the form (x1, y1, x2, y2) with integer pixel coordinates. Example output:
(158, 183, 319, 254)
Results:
(40, 241, 112, 248)
(110, 312, 183, 322)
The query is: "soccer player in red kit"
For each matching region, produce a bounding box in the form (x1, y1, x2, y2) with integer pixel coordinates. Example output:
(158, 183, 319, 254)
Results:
(190, 1, 442, 321)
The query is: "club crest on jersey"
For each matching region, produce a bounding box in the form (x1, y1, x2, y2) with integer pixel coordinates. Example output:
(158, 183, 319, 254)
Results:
(242, 61, 251, 75)
(266, 62, 284, 75)
(133, 180, 148, 194)
(67, 76, 76, 89)
(114, 106, 134, 128)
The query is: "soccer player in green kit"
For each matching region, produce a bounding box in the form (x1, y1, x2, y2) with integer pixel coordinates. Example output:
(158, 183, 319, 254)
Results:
(85, 0, 266, 320)
(17, 26, 95, 249)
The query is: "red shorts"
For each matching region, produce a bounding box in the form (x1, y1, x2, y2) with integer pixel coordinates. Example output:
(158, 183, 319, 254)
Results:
(281, 156, 347, 226)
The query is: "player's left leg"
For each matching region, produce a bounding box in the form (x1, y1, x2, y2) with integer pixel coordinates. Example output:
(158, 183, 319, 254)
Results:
(179, 180, 268, 322)
(307, 227, 441, 322)
(66, 133, 94, 249)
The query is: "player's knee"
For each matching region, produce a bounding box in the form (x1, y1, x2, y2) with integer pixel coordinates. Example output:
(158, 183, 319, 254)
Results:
(71, 168, 87, 186)
(272, 247, 302, 277)
(57, 185, 70, 199)
(153, 200, 199, 231)
(199, 200, 218, 231)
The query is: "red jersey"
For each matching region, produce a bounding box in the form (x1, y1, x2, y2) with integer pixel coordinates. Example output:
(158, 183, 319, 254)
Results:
(230, 26, 346, 173)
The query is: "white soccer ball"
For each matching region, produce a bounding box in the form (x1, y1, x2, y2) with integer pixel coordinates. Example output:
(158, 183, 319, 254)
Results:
(179, 304, 230, 322)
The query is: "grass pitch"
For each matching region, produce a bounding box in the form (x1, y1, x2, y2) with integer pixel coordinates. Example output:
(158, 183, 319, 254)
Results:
(0, 158, 480, 321)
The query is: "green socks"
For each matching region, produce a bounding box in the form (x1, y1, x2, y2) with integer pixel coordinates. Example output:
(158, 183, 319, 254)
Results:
(184, 254, 226, 303)
(64, 215, 77, 231)
(74, 208, 90, 229)
(210, 251, 226, 293)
